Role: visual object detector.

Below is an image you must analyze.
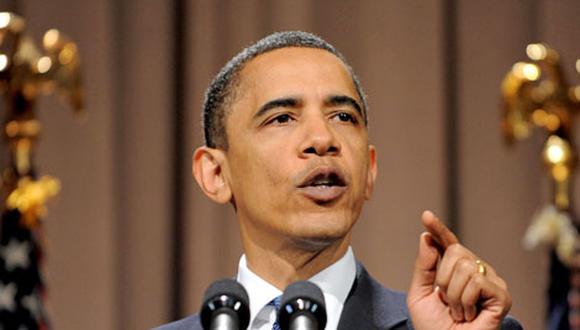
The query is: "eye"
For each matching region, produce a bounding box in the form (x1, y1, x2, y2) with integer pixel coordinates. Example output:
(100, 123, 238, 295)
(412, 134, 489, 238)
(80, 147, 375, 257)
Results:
(333, 112, 358, 124)
(267, 113, 294, 125)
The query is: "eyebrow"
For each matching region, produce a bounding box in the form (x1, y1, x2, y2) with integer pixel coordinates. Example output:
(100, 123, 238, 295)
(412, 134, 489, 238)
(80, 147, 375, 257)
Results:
(254, 97, 301, 119)
(325, 95, 363, 117)
(253, 94, 364, 119)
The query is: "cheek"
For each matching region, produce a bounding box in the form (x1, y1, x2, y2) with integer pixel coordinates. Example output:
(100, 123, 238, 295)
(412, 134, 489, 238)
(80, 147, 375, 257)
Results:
(229, 142, 290, 197)
(252, 157, 286, 190)
(261, 156, 296, 197)
(344, 139, 370, 181)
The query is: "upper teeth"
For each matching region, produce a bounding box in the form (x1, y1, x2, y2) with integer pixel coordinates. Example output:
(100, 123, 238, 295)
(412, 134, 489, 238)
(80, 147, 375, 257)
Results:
(313, 179, 333, 186)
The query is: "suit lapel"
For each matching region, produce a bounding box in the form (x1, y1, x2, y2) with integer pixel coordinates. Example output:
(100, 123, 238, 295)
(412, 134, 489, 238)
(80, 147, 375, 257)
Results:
(337, 262, 410, 330)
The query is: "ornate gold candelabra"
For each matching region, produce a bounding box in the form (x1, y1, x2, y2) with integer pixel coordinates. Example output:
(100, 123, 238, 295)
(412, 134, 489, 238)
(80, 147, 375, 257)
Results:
(0, 12, 83, 328)
(502, 43, 580, 211)
(501, 43, 580, 330)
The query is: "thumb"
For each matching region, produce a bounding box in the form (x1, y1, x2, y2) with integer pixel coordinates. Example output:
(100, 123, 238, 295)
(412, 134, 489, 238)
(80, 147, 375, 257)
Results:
(408, 232, 441, 300)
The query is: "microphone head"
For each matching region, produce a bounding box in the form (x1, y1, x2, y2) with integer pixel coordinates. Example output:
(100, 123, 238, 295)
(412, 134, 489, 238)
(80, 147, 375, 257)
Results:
(278, 281, 327, 330)
(200, 279, 250, 330)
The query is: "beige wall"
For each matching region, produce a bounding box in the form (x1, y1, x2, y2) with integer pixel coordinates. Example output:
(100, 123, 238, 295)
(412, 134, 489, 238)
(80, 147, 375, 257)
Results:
(5, 1, 580, 329)
(457, 2, 546, 328)
(22, 1, 118, 329)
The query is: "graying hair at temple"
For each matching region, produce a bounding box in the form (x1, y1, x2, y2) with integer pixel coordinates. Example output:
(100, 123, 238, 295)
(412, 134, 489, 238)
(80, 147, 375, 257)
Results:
(202, 31, 369, 149)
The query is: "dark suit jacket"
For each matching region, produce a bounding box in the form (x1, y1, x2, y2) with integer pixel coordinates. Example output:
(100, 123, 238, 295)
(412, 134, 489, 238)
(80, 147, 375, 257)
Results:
(152, 263, 522, 330)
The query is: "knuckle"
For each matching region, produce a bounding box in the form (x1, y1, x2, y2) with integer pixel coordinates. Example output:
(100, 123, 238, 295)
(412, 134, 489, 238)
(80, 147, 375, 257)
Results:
(473, 273, 486, 287)
(499, 287, 512, 308)
(505, 293, 513, 311)
(447, 243, 463, 255)
(456, 258, 473, 274)
(498, 277, 508, 291)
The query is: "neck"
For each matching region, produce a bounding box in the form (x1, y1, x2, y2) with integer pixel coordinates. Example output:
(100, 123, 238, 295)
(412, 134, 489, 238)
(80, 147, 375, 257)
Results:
(242, 233, 351, 290)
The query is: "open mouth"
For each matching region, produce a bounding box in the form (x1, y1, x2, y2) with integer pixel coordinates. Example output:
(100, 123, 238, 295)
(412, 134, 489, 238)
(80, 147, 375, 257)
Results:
(298, 171, 346, 188)
(297, 168, 347, 203)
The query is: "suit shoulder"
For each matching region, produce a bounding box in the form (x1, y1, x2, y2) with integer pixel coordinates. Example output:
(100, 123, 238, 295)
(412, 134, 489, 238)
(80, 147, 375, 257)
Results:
(357, 263, 408, 313)
(367, 272, 407, 304)
(151, 314, 201, 330)
(338, 263, 409, 329)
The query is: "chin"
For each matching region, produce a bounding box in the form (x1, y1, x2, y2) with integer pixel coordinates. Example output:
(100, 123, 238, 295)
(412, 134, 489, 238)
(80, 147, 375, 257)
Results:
(291, 234, 343, 252)
(288, 216, 354, 251)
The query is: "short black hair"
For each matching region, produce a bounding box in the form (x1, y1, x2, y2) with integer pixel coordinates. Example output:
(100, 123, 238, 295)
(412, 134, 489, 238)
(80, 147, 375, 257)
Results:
(202, 31, 368, 149)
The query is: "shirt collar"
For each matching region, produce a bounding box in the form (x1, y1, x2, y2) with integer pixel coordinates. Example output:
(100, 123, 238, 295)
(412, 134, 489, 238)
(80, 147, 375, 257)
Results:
(236, 246, 356, 329)
(309, 247, 356, 315)
(237, 255, 283, 326)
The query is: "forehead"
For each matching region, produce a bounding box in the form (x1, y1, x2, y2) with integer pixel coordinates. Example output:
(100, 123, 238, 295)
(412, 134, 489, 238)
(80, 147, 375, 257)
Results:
(236, 47, 359, 104)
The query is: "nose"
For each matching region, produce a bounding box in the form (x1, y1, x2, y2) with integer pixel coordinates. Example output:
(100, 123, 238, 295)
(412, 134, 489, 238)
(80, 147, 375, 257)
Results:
(299, 115, 341, 157)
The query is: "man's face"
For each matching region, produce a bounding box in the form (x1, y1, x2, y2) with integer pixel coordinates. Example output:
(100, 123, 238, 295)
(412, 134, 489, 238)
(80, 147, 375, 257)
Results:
(222, 47, 377, 250)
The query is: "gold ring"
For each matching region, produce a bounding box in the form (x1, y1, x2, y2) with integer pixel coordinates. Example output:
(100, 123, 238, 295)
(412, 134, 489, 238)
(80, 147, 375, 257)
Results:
(475, 259, 487, 276)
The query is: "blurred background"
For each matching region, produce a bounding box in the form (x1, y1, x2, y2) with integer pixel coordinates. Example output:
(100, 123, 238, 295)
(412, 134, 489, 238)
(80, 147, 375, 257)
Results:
(1, 0, 579, 329)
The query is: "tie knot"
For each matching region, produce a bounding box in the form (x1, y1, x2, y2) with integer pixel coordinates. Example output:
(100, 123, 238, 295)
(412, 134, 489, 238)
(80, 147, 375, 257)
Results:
(268, 295, 282, 311)
(268, 296, 283, 330)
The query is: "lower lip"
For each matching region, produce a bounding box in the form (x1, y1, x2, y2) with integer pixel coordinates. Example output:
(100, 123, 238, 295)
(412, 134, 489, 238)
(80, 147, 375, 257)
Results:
(298, 185, 346, 203)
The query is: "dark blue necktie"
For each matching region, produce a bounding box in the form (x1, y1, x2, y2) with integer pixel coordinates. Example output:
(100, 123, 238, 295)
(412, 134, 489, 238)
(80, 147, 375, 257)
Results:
(269, 296, 282, 330)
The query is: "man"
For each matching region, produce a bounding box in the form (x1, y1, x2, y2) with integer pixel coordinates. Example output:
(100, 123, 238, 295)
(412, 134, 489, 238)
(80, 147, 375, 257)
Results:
(156, 31, 521, 329)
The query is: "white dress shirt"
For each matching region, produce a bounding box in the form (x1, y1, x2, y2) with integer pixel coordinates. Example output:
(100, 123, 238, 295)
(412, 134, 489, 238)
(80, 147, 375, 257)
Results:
(236, 246, 357, 330)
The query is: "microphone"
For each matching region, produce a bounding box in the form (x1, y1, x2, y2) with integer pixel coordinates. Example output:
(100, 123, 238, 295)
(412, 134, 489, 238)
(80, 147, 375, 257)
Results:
(278, 281, 327, 330)
(200, 279, 250, 330)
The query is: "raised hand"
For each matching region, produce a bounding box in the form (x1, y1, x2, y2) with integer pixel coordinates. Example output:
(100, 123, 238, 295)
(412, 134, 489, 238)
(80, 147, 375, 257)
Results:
(407, 211, 512, 330)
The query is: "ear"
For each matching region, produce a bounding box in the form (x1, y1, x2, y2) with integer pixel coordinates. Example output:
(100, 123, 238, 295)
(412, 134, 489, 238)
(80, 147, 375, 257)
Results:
(364, 144, 377, 200)
(192, 146, 232, 204)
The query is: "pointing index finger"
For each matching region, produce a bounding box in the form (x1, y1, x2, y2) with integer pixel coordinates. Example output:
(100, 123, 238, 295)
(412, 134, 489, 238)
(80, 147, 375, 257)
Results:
(421, 210, 459, 249)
